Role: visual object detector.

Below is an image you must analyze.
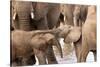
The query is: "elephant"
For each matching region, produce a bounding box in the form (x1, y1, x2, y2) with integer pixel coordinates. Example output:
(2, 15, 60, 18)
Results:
(63, 6, 96, 62)
(60, 4, 75, 26)
(11, 1, 61, 64)
(77, 6, 96, 62)
(11, 30, 63, 65)
(73, 5, 88, 27)
(11, 1, 35, 30)
(32, 2, 61, 29)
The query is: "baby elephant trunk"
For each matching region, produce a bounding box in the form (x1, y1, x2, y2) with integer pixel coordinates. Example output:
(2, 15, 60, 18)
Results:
(53, 38, 63, 58)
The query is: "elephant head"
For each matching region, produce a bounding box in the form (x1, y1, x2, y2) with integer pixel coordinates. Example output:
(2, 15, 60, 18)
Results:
(12, 1, 34, 30)
(63, 26, 82, 43)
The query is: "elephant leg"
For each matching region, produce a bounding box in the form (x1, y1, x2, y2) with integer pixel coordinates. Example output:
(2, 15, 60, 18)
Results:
(37, 16, 48, 30)
(92, 50, 97, 62)
(46, 45, 58, 64)
(78, 46, 89, 62)
(34, 48, 47, 65)
(74, 42, 81, 62)
(81, 50, 89, 62)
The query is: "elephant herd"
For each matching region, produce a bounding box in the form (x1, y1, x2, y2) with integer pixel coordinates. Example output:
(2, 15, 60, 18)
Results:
(10, 0, 97, 66)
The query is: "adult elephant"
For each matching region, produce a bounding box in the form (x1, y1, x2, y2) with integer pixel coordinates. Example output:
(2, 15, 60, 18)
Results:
(11, 1, 61, 64)
(78, 6, 96, 62)
(31, 2, 61, 29)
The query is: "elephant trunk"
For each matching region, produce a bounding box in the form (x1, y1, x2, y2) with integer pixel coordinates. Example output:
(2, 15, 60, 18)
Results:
(53, 38, 63, 58)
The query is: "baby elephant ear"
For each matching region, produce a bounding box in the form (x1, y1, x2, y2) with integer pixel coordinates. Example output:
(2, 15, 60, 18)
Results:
(44, 33, 54, 42)
(64, 27, 81, 43)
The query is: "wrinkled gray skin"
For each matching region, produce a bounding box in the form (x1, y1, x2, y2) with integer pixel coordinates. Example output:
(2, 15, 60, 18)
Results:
(11, 1, 61, 64)
(11, 30, 63, 65)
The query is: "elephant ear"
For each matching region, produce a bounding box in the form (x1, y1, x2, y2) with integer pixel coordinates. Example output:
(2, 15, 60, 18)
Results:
(64, 27, 81, 43)
(31, 34, 54, 49)
(44, 33, 55, 42)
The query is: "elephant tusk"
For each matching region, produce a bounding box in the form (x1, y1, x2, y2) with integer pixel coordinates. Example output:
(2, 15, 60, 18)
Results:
(13, 12, 16, 20)
(31, 12, 34, 19)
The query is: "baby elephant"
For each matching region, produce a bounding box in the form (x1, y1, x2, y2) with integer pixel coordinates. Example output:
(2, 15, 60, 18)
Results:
(11, 30, 63, 65)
